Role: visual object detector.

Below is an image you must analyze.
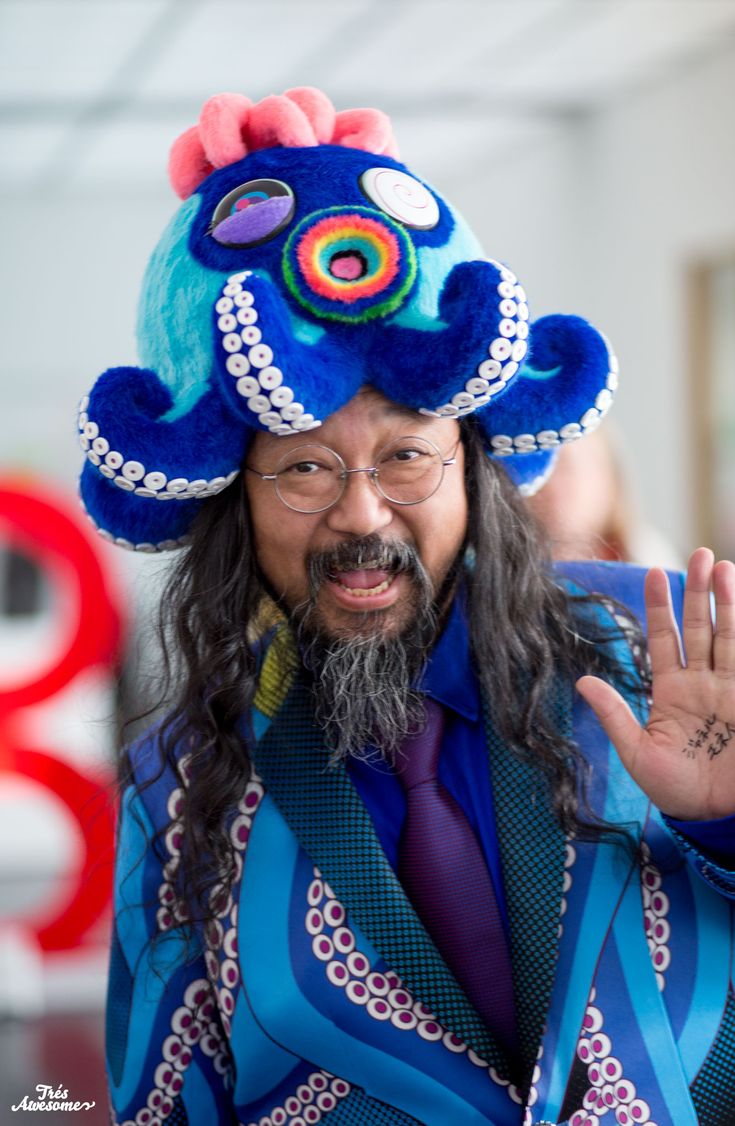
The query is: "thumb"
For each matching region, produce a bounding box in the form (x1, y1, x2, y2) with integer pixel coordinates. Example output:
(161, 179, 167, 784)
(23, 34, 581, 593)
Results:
(576, 675, 644, 765)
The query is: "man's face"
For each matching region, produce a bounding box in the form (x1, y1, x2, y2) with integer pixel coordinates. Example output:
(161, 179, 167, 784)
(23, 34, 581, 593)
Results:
(244, 387, 468, 639)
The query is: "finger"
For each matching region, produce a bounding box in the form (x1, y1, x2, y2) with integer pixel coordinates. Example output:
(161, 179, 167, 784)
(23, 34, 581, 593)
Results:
(713, 559, 735, 677)
(644, 567, 682, 676)
(576, 675, 644, 766)
(681, 547, 715, 670)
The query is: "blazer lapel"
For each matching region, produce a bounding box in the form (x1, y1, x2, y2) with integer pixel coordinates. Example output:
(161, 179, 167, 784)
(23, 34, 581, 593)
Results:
(251, 668, 517, 1081)
(483, 679, 568, 1091)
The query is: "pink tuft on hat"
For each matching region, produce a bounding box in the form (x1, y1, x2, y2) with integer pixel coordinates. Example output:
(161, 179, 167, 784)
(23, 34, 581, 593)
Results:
(198, 92, 253, 168)
(167, 86, 400, 200)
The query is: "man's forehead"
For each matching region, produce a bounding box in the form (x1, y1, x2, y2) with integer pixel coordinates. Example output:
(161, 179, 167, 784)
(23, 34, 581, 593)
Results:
(313, 386, 463, 440)
(352, 386, 430, 426)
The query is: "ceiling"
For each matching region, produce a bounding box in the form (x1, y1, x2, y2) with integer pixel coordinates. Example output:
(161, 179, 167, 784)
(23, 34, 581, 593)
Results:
(2, 0, 735, 192)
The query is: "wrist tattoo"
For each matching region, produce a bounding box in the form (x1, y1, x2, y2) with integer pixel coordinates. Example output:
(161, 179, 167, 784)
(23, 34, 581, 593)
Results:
(683, 714, 735, 760)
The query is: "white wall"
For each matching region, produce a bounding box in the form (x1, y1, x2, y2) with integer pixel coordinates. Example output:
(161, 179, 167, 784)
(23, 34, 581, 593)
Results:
(452, 41, 735, 558)
(1, 190, 172, 487)
(578, 43, 735, 556)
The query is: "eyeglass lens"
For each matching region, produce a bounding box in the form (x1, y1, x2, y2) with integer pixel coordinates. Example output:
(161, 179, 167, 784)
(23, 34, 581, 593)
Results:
(273, 437, 445, 512)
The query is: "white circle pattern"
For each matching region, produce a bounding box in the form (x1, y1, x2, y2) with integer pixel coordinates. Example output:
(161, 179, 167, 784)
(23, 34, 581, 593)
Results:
(570, 989, 656, 1125)
(114, 976, 228, 1126)
(557, 838, 576, 940)
(487, 332, 618, 457)
(78, 406, 239, 506)
(201, 773, 265, 1043)
(81, 496, 190, 554)
(360, 168, 441, 230)
(155, 788, 185, 933)
(79, 269, 246, 552)
(640, 845, 671, 992)
(83, 264, 609, 551)
(305, 866, 527, 1109)
(215, 273, 322, 436)
(242, 1071, 351, 1126)
(419, 260, 527, 420)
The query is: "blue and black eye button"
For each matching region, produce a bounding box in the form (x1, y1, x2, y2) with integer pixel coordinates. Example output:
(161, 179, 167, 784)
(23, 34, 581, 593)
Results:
(211, 179, 296, 248)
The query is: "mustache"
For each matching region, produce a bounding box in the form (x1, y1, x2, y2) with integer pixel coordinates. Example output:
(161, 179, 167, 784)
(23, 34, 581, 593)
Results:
(306, 533, 425, 592)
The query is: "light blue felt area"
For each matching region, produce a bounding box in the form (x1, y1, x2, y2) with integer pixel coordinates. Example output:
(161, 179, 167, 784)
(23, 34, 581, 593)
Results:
(136, 195, 224, 421)
(288, 309, 325, 344)
(612, 886, 699, 1126)
(676, 866, 733, 1082)
(388, 205, 484, 331)
(518, 363, 562, 381)
(240, 794, 507, 1126)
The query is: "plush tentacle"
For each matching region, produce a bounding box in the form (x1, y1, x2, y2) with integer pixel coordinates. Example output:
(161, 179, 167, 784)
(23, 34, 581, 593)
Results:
(77, 368, 247, 548)
(494, 447, 558, 497)
(79, 461, 203, 551)
(476, 314, 618, 460)
(368, 259, 528, 417)
(212, 270, 365, 436)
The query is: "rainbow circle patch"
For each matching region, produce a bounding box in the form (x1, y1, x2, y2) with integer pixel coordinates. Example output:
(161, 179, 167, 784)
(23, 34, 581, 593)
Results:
(282, 206, 416, 323)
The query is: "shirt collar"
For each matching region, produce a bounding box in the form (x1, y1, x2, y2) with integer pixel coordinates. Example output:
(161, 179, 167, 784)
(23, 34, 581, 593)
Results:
(419, 586, 480, 722)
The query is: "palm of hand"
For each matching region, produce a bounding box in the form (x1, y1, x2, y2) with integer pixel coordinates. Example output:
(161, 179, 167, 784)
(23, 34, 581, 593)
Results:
(577, 549, 735, 821)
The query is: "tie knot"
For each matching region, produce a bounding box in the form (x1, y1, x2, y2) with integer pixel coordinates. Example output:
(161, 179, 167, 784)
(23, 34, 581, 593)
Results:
(395, 699, 445, 791)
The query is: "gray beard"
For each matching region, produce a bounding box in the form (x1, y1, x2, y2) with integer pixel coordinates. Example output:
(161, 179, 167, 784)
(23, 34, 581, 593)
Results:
(292, 534, 440, 763)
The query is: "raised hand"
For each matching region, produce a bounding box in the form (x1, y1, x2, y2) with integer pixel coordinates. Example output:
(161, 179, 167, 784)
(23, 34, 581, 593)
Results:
(576, 548, 735, 821)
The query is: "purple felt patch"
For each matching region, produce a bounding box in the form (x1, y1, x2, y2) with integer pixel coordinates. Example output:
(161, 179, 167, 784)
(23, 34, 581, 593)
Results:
(212, 195, 295, 247)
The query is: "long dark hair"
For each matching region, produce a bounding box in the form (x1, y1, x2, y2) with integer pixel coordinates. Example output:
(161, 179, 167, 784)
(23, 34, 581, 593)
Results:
(122, 419, 649, 932)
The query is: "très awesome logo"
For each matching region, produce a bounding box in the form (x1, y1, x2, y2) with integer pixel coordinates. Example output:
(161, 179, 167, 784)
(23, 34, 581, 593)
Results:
(11, 1085, 95, 1112)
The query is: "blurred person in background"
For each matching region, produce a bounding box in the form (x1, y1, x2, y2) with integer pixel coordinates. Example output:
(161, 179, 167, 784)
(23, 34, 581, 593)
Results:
(84, 88, 735, 1126)
(526, 425, 683, 569)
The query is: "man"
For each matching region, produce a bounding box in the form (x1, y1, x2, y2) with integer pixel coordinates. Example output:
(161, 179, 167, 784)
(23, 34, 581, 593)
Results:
(91, 90, 735, 1125)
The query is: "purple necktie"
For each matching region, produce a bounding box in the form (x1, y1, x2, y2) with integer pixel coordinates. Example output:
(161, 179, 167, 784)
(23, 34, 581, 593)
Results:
(396, 698, 518, 1054)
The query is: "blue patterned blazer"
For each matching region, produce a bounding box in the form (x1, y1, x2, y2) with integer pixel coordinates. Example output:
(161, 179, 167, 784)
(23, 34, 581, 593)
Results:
(106, 563, 735, 1126)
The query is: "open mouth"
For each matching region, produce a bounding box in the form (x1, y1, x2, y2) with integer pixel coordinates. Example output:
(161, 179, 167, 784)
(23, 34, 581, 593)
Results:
(311, 537, 420, 610)
(326, 559, 400, 597)
(331, 572, 396, 597)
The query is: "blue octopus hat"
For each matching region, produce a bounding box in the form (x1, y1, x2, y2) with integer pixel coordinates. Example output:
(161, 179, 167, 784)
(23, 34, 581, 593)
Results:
(77, 87, 618, 552)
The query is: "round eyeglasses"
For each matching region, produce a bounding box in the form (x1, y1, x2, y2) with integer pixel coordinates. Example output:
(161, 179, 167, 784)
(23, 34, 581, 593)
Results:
(246, 435, 459, 514)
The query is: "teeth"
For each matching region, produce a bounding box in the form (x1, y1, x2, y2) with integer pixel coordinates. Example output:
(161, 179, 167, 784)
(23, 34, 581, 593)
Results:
(338, 560, 386, 571)
(330, 561, 393, 577)
(336, 578, 393, 597)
